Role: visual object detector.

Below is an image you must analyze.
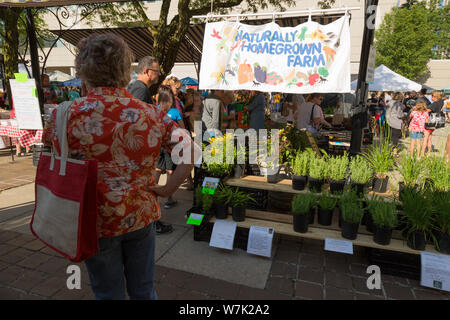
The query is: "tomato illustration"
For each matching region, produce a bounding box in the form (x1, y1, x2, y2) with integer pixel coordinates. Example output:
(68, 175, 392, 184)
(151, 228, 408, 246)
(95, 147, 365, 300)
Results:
(309, 73, 319, 85)
(296, 82, 303, 87)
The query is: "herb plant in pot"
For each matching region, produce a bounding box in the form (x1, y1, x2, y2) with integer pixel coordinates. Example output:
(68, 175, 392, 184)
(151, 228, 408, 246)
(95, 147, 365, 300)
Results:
(328, 154, 349, 194)
(402, 188, 434, 251)
(363, 133, 395, 193)
(340, 194, 364, 240)
(308, 156, 326, 193)
(368, 199, 398, 245)
(230, 188, 256, 222)
(431, 191, 450, 254)
(318, 192, 337, 226)
(202, 193, 215, 216)
(292, 193, 315, 233)
(213, 184, 233, 219)
(349, 155, 373, 197)
(397, 154, 422, 200)
(292, 150, 310, 190)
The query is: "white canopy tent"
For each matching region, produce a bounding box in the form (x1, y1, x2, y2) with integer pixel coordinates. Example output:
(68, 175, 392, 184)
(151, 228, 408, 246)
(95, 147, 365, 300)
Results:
(48, 70, 74, 83)
(351, 64, 422, 92)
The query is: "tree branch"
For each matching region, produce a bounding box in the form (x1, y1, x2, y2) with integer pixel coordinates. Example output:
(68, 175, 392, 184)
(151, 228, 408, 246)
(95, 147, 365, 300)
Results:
(130, 1, 157, 35)
(189, 0, 244, 17)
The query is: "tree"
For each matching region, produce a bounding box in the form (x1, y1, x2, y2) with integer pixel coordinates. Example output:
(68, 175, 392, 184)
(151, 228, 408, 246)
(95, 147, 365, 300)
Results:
(374, 0, 448, 81)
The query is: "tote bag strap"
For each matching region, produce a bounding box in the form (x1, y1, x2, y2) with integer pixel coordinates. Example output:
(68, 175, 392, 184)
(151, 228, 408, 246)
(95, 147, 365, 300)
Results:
(49, 101, 73, 176)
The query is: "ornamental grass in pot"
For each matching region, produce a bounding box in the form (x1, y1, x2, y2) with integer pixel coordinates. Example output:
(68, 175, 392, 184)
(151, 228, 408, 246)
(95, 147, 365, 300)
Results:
(339, 190, 364, 240)
(292, 193, 315, 233)
(318, 192, 337, 226)
(230, 188, 256, 222)
(423, 155, 450, 192)
(402, 188, 435, 251)
(292, 150, 311, 190)
(327, 153, 349, 194)
(363, 131, 395, 193)
(213, 184, 233, 219)
(349, 155, 373, 197)
(430, 191, 450, 254)
(367, 197, 398, 245)
(397, 154, 422, 200)
(308, 156, 326, 193)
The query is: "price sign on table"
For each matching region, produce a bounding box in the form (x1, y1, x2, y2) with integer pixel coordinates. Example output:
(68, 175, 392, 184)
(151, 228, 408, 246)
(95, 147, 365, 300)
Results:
(202, 177, 220, 195)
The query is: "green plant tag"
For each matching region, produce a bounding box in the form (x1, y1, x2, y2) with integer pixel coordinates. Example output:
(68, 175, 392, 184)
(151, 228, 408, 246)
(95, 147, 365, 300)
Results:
(32, 88, 37, 97)
(14, 73, 28, 82)
(186, 213, 204, 226)
(202, 177, 220, 195)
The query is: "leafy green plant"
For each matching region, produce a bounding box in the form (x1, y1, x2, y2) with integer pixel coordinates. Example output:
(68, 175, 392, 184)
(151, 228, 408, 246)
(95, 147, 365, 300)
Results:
(339, 190, 363, 223)
(430, 191, 450, 235)
(230, 188, 256, 207)
(194, 186, 203, 208)
(363, 130, 395, 178)
(327, 153, 349, 181)
(202, 193, 214, 212)
(423, 155, 450, 191)
(292, 193, 316, 215)
(349, 155, 373, 184)
(308, 156, 327, 179)
(319, 192, 337, 210)
(396, 154, 423, 187)
(214, 184, 233, 205)
(401, 188, 435, 233)
(367, 198, 398, 229)
(292, 150, 310, 176)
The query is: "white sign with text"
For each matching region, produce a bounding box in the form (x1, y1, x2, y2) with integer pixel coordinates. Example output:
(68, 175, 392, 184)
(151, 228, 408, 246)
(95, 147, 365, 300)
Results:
(209, 220, 237, 251)
(247, 226, 274, 258)
(324, 238, 354, 255)
(420, 252, 450, 292)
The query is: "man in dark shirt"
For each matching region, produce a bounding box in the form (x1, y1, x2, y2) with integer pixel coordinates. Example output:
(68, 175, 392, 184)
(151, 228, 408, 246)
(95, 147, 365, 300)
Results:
(128, 56, 173, 235)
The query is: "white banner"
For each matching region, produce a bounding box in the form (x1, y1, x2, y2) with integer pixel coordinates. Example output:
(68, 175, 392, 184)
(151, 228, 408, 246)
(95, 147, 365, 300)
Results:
(199, 15, 351, 94)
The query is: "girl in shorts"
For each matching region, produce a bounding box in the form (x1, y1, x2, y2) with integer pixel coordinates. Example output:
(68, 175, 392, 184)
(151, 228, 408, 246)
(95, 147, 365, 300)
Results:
(408, 101, 429, 157)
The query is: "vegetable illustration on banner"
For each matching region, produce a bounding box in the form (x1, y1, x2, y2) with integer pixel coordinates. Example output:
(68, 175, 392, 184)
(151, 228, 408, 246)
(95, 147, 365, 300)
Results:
(199, 15, 351, 93)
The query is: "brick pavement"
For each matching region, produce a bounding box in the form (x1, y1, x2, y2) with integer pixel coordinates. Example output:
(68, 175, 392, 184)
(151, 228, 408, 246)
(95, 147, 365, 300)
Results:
(0, 149, 36, 192)
(0, 229, 449, 300)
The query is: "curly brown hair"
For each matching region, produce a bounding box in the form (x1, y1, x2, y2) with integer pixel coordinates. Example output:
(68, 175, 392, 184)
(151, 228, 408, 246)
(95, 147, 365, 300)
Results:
(75, 33, 134, 89)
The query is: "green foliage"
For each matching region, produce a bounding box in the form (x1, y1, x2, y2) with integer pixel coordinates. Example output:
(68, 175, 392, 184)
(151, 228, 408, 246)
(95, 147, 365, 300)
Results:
(401, 188, 434, 232)
(397, 154, 423, 187)
(349, 155, 373, 184)
(430, 191, 450, 235)
(230, 188, 256, 207)
(374, 1, 448, 81)
(423, 155, 450, 191)
(194, 186, 203, 208)
(340, 196, 364, 224)
(292, 193, 316, 215)
(214, 184, 233, 205)
(293, 150, 311, 176)
(319, 192, 337, 210)
(308, 156, 327, 180)
(327, 153, 349, 181)
(366, 197, 398, 229)
(202, 193, 214, 212)
(363, 130, 395, 177)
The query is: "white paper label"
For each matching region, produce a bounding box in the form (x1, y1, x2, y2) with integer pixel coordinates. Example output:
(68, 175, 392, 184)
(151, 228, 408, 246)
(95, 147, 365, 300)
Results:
(420, 252, 450, 292)
(324, 238, 354, 255)
(9, 79, 43, 130)
(247, 226, 274, 258)
(209, 220, 237, 251)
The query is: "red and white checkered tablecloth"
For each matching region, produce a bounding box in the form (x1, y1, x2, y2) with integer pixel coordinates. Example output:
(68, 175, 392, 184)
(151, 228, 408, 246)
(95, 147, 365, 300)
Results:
(0, 125, 43, 147)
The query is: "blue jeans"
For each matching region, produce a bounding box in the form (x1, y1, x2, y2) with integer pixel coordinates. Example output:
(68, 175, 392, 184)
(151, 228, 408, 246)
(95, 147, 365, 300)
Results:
(85, 223, 157, 300)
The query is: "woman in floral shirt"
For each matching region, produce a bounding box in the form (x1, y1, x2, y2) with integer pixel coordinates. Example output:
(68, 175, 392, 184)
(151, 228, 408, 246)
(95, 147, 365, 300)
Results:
(42, 34, 195, 300)
(408, 101, 429, 157)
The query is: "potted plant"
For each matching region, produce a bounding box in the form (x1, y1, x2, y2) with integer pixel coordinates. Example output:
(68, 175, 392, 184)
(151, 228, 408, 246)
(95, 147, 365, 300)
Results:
(363, 132, 395, 193)
(292, 193, 315, 233)
(340, 191, 364, 240)
(349, 155, 373, 197)
(292, 150, 310, 190)
(368, 198, 398, 245)
(402, 188, 435, 251)
(337, 189, 358, 228)
(318, 192, 337, 226)
(214, 184, 233, 219)
(202, 192, 215, 216)
(308, 156, 326, 193)
(327, 154, 349, 194)
(431, 190, 450, 254)
(424, 155, 450, 192)
(230, 188, 256, 222)
(397, 154, 422, 199)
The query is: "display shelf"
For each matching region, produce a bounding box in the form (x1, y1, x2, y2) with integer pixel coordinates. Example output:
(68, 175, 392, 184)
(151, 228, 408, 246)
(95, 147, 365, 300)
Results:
(209, 215, 441, 255)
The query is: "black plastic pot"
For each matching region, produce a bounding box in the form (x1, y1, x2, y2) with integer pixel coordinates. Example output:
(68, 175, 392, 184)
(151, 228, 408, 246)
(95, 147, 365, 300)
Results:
(373, 225, 393, 245)
(292, 175, 307, 191)
(336, 207, 342, 227)
(330, 179, 345, 194)
(308, 177, 324, 193)
(350, 182, 365, 198)
(309, 207, 316, 224)
(366, 213, 375, 233)
(267, 172, 279, 184)
(318, 207, 333, 226)
(396, 213, 407, 231)
(231, 205, 246, 222)
(372, 176, 389, 193)
(406, 230, 427, 251)
(293, 213, 309, 233)
(435, 232, 450, 254)
(215, 202, 228, 219)
(341, 220, 359, 240)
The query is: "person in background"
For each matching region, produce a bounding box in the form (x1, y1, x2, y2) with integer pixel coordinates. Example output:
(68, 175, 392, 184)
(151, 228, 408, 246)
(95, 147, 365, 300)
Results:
(421, 90, 445, 157)
(221, 90, 236, 131)
(417, 88, 431, 106)
(408, 101, 429, 157)
(294, 93, 332, 134)
(127, 56, 173, 234)
(184, 91, 203, 137)
(68, 86, 80, 101)
(247, 90, 266, 130)
(385, 92, 405, 148)
(202, 89, 225, 140)
(442, 95, 450, 123)
(162, 77, 185, 119)
(42, 33, 194, 300)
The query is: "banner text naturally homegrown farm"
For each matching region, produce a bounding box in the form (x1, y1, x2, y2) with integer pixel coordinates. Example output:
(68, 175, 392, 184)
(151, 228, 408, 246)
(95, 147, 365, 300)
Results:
(235, 30, 326, 68)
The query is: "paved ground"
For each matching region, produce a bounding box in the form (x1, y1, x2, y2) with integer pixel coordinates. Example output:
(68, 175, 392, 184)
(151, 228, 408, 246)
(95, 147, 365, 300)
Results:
(0, 149, 36, 192)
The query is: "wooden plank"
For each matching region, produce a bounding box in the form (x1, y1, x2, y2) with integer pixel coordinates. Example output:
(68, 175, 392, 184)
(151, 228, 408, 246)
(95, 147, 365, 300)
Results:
(208, 216, 441, 255)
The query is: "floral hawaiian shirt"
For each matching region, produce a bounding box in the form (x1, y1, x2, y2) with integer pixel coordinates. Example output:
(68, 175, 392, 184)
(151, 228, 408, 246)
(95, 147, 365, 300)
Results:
(43, 87, 179, 238)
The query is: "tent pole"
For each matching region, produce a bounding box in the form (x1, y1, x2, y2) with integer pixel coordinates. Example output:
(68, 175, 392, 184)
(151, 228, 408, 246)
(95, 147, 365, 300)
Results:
(26, 8, 45, 127)
(349, 0, 378, 156)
